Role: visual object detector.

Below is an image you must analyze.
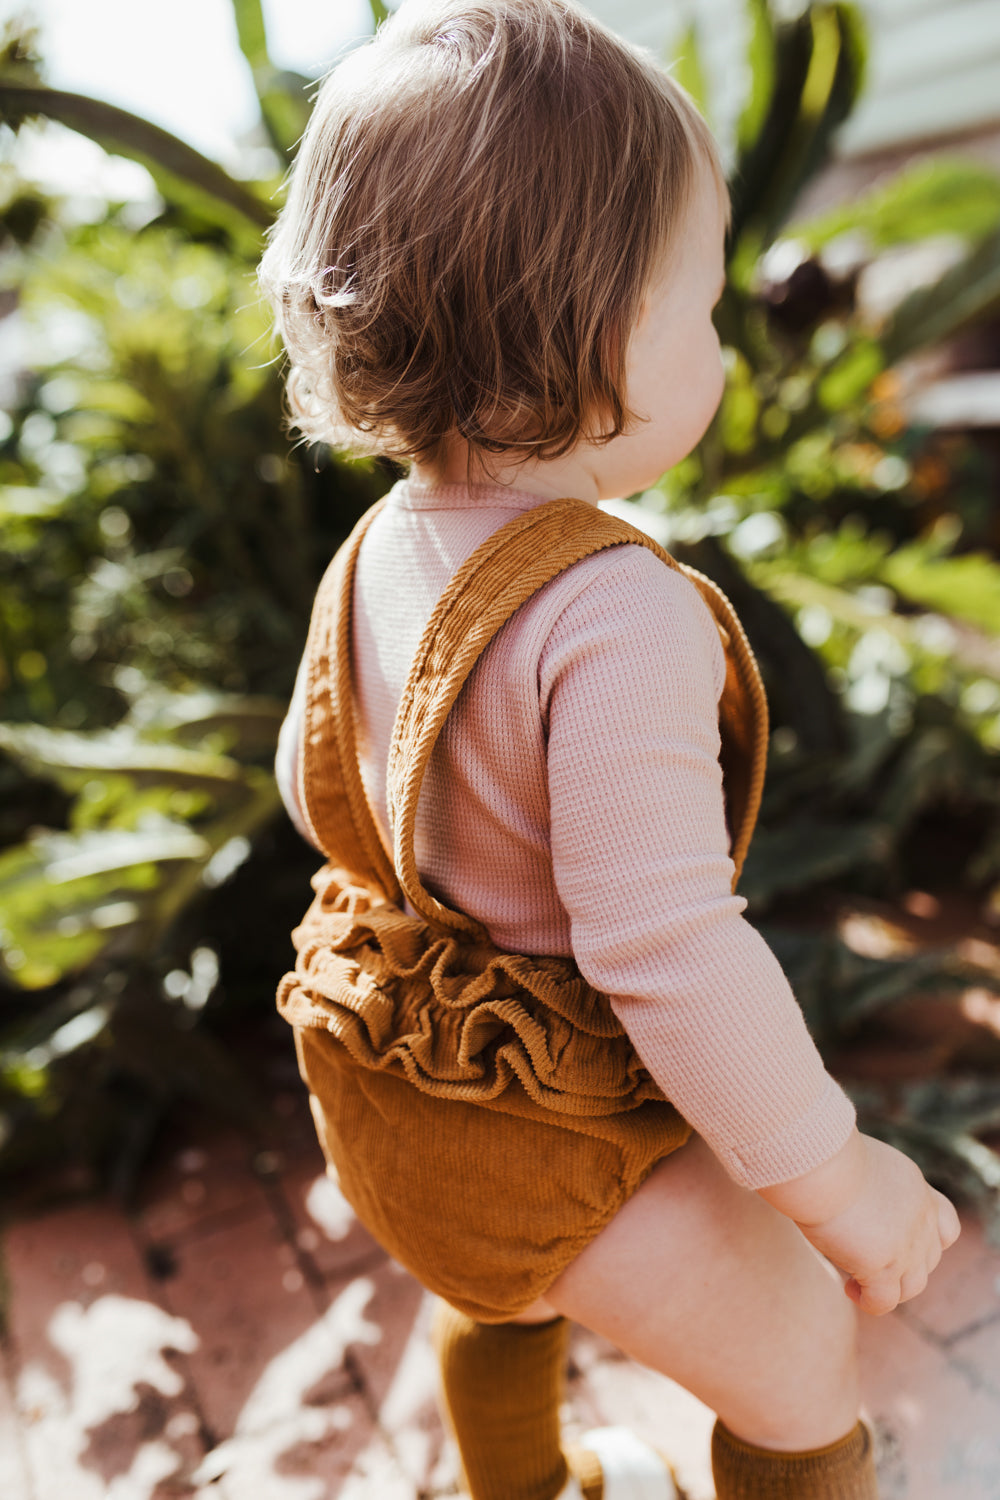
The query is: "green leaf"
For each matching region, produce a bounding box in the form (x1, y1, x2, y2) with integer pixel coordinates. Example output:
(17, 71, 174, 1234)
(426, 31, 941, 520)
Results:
(754, 557, 1000, 684)
(729, 7, 813, 249)
(817, 337, 883, 410)
(0, 15, 43, 88)
(230, 0, 311, 159)
(0, 721, 249, 796)
(879, 221, 1000, 364)
(832, 952, 967, 1036)
(718, 349, 760, 452)
(729, 3, 867, 252)
(780, 2, 866, 228)
(882, 542, 1000, 635)
(875, 724, 983, 833)
(736, 0, 776, 152)
(368, 0, 391, 25)
(232, 0, 269, 68)
(900, 1077, 1000, 1139)
(758, 925, 968, 1046)
(668, 22, 710, 118)
(790, 157, 1000, 251)
(121, 687, 286, 758)
(0, 486, 64, 521)
(2, 1001, 114, 1076)
(0, 82, 271, 257)
(0, 824, 208, 988)
(741, 816, 889, 906)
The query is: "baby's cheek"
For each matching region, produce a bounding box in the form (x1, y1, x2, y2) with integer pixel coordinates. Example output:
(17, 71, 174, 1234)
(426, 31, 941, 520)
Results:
(712, 350, 726, 407)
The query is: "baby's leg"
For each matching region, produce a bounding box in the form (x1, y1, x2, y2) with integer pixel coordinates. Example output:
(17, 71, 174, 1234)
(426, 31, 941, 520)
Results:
(542, 1129, 861, 1453)
(437, 1131, 872, 1498)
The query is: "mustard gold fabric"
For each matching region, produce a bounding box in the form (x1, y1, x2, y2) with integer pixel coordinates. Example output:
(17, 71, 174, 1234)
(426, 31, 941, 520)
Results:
(712, 1418, 879, 1498)
(431, 1303, 571, 1500)
(276, 497, 769, 1320)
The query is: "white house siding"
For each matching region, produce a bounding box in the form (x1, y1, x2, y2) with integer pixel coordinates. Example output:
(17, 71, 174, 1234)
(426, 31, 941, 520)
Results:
(583, 0, 1000, 161)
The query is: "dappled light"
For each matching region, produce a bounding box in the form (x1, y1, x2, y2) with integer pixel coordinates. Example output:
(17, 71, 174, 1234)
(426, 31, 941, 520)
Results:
(2, 1118, 455, 1498)
(305, 1171, 359, 1243)
(4, 1120, 1000, 1496)
(15, 1291, 200, 1498)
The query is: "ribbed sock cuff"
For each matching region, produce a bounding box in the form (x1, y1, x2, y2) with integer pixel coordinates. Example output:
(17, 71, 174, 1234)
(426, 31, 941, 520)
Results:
(711, 1417, 878, 1499)
(432, 1303, 571, 1500)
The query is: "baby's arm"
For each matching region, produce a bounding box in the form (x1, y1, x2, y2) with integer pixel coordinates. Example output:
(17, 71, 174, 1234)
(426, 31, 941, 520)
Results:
(541, 545, 958, 1310)
(541, 546, 855, 1187)
(274, 648, 319, 848)
(759, 1128, 960, 1315)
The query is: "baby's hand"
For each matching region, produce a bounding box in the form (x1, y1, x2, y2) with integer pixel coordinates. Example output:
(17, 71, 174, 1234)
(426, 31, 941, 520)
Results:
(793, 1136, 961, 1316)
(758, 1129, 961, 1316)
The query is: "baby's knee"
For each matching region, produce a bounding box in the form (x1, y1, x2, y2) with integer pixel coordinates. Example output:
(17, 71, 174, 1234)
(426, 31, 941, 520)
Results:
(811, 1252, 860, 1349)
(777, 1264, 862, 1437)
(818, 1298, 860, 1411)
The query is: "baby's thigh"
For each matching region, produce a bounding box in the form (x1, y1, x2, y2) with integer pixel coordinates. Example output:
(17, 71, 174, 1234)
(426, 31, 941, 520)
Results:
(543, 1131, 862, 1451)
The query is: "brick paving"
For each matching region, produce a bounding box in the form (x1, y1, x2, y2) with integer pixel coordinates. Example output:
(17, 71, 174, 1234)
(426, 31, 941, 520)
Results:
(3, 1089, 1000, 1498)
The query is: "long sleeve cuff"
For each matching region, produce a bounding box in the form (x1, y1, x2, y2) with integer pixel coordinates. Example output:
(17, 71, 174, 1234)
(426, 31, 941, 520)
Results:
(707, 1075, 857, 1191)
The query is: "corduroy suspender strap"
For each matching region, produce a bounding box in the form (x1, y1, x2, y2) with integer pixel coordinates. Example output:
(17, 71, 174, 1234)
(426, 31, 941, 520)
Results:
(298, 496, 769, 928)
(296, 500, 400, 899)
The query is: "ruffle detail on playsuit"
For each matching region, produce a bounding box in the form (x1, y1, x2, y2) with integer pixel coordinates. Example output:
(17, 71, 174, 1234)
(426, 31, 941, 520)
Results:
(277, 866, 665, 1118)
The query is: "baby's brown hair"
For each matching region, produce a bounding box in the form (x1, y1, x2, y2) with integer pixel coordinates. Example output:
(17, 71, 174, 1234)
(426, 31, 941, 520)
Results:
(257, 0, 729, 473)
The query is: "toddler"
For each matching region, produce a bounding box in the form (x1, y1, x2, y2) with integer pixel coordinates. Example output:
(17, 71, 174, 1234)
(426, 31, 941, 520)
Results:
(259, 2, 960, 1496)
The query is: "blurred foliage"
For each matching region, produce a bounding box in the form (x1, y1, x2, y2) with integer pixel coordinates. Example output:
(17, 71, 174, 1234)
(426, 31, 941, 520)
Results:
(0, 0, 999, 1226)
(0, 5, 388, 1196)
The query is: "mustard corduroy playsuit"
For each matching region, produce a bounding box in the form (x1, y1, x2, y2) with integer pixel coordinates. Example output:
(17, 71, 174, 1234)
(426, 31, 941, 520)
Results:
(276, 495, 770, 1322)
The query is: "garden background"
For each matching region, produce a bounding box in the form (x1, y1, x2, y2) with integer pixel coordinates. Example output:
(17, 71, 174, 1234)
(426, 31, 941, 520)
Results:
(2, 1, 1000, 1496)
(1, 0, 1000, 1254)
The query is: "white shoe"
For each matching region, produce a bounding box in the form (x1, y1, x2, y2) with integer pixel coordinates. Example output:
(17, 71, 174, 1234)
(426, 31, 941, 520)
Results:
(554, 1476, 586, 1500)
(557, 1425, 679, 1500)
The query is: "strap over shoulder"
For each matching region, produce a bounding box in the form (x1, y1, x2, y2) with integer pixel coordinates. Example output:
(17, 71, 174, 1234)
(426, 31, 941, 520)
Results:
(296, 498, 401, 902)
(386, 497, 769, 935)
(297, 494, 769, 937)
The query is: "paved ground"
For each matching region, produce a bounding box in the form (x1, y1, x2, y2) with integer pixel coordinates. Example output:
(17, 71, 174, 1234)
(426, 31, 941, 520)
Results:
(4, 1086, 1000, 1500)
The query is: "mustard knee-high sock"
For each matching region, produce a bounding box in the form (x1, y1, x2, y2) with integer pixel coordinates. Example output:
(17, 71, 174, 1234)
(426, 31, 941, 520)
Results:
(431, 1302, 573, 1500)
(712, 1417, 879, 1498)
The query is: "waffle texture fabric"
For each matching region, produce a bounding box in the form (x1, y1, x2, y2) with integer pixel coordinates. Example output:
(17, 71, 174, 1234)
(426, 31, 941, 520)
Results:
(275, 478, 855, 1190)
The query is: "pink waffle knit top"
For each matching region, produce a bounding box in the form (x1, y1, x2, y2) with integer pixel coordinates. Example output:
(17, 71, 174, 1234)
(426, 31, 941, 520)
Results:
(275, 478, 856, 1190)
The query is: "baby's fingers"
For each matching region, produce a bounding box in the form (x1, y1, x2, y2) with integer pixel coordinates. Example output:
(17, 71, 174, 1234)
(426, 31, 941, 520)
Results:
(849, 1270, 901, 1317)
(935, 1191, 961, 1249)
(898, 1265, 930, 1303)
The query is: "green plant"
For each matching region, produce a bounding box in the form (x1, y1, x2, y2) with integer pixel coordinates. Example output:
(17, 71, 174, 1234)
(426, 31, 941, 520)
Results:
(1, 0, 999, 1224)
(0, 5, 389, 1192)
